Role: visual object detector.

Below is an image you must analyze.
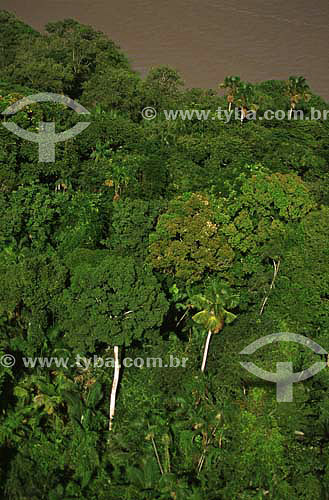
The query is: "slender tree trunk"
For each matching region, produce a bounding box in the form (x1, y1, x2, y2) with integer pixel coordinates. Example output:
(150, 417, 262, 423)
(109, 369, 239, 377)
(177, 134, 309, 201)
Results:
(227, 94, 234, 112)
(259, 258, 281, 315)
(240, 106, 246, 124)
(109, 345, 120, 431)
(201, 330, 212, 372)
(289, 101, 296, 120)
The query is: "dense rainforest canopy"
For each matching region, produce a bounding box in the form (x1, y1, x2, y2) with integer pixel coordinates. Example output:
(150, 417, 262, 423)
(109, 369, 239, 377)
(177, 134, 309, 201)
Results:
(1, 10, 329, 500)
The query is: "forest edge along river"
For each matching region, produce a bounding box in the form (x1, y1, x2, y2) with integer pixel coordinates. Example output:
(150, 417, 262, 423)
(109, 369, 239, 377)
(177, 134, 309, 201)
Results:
(2, 0, 329, 100)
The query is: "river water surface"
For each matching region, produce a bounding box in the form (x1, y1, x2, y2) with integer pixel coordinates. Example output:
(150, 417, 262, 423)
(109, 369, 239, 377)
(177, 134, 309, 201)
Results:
(2, 0, 329, 99)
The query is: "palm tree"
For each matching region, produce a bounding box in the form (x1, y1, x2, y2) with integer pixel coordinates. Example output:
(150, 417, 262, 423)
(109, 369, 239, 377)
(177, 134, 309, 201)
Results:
(190, 280, 239, 372)
(90, 141, 129, 201)
(236, 83, 258, 123)
(219, 76, 241, 112)
(90, 140, 112, 163)
(103, 162, 130, 201)
(286, 76, 311, 120)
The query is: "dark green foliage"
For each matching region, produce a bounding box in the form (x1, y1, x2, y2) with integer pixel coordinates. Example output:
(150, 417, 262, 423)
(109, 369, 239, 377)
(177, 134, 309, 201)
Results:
(102, 198, 163, 257)
(1, 10, 329, 500)
(2, 17, 129, 97)
(81, 67, 143, 119)
(0, 11, 39, 71)
(59, 251, 168, 351)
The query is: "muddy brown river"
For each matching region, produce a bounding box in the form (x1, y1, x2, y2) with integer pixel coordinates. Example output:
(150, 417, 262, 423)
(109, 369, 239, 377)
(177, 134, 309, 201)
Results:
(2, 0, 329, 99)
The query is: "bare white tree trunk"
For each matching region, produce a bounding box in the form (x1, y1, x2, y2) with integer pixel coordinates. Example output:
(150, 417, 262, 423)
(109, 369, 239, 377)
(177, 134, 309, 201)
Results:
(240, 107, 245, 124)
(201, 330, 212, 372)
(289, 102, 296, 120)
(109, 345, 120, 431)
